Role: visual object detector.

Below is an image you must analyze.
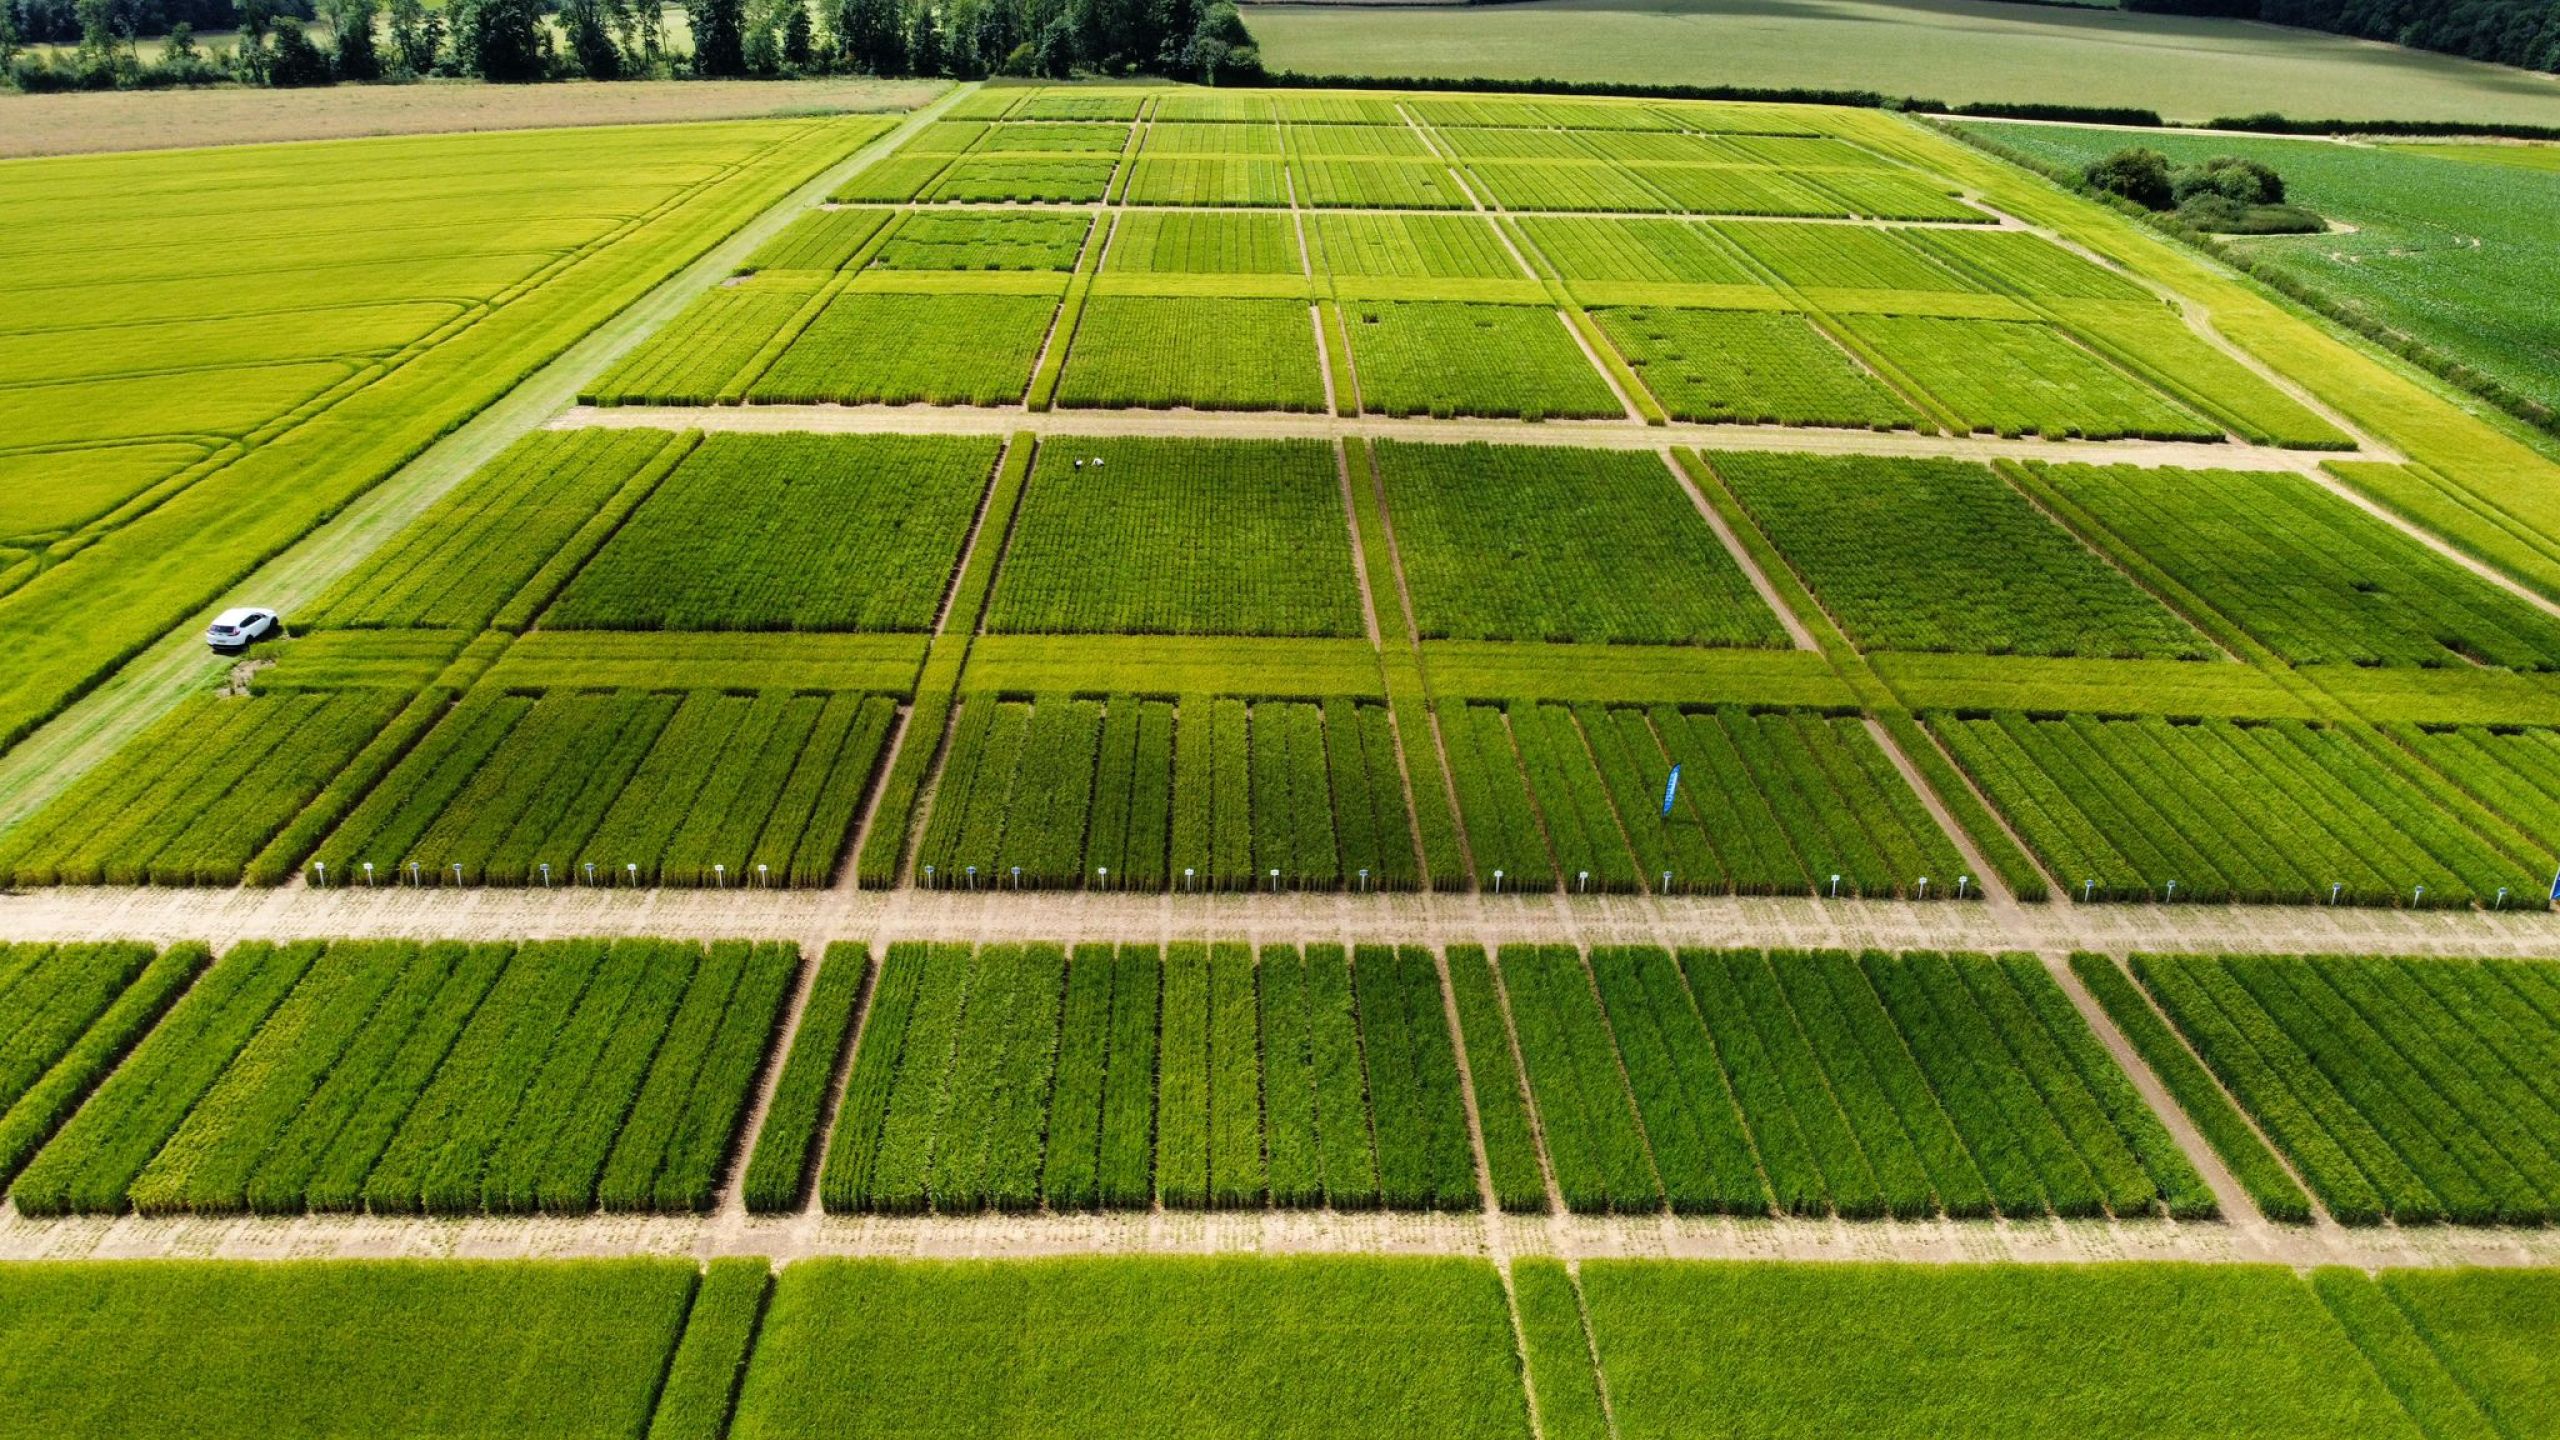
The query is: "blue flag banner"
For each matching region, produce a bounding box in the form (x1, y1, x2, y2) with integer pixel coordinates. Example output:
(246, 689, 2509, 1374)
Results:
(2549, 864, 2559, 903)
(1661, 763, 1682, 818)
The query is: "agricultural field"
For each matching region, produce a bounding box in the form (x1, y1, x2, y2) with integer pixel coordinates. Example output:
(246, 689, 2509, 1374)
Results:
(8, 938, 796, 1217)
(18, 81, 2560, 917)
(817, 942, 1473, 1211)
(2124, 952, 2560, 1225)
(1958, 123, 2560, 420)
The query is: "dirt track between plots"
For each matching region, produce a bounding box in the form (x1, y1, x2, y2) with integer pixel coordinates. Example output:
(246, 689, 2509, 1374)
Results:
(557, 402, 2356, 472)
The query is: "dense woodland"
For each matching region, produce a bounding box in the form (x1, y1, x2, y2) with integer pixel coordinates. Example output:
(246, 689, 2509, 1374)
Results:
(0, 0, 1257, 87)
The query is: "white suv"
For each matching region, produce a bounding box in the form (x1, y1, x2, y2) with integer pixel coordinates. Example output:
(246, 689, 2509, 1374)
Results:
(205, 607, 280, 653)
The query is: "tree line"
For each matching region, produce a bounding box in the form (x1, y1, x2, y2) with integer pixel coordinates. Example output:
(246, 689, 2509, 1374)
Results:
(2124, 0, 2557, 77)
(1, 0, 1258, 89)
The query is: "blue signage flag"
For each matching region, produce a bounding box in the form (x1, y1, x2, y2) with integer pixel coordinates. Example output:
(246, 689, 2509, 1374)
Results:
(1661, 763, 1682, 818)
(2549, 864, 2560, 903)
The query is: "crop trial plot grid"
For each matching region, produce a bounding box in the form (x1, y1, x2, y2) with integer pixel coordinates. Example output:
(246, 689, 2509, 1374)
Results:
(17, 82, 2560, 929)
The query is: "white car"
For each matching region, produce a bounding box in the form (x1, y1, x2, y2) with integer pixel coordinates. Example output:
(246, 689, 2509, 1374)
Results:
(205, 607, 280, 653)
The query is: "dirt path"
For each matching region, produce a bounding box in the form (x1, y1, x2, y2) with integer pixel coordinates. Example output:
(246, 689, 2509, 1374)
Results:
(558, 401, 2349, 471)
(7, 1191, 2553, 1269)
(6, 882, 2559, 957)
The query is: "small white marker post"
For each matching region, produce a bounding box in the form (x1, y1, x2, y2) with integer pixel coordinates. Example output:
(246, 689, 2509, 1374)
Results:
(409, 861, 422, 887)
(758, 863, 769, 888)
(1358, 868, 1369, 893)
(966, 865, 977, 890)
(539, 863, 551, 888)
(1660, 869, 1671, 894)
(1492, 868, 1503, 895)
(715, 864, 726, 889)
(1097, 867, 1108, 889)
(363, 862, 375, 887)
(585, 862, 596, 886)
(1185, 867, 1195, 892)
(2083, 879, 2096, 903)
(2413, 884, 2425, 906)
(626, 863, 639, 888)
(1829, 873, 1840, 899)
(2330, 882, 2343, 905)
(925, 865, 936, 887)
(313, 861, 326, 888)
(2496, 887, 2508, 910)
(2165, 880, 2177, 902)
(1269, 868, 1280, 893)
(1012, 865, 1022, 890)
(451, 863, 463, 887)
(1916, 877, 1928, 901)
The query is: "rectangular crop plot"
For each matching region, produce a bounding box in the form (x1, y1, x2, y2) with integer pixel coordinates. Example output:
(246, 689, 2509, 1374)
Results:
(1517, 217, 1757, 285)
(0, 691, 405, 888)
(1293, 158, 1469, 209)
(750, 290, 1058, 406)
(1146, 121, 1284, 155)
(547, 433, 996, 633)
(914, 692, 1417, 890)
(1931, 712, 2540, 906)
(2130, 952, 2560, 1225)
(582, 276, 822, 405)
(870, 210, 1091, 271)
(1465, 160, 1673, 213)
(1291, 124, 1433, 158)
(746, 207, 896, 272)
(1595, 308, 1915, 428)
(0, 1259, 697, 1440)
(990, 437, 1361, 638)
(1812, 170, 1991, 222)
(1634, 165, 1849, 217)
(1905, 228, 2149, 300)
(1444, 702, 1961, 897)
(1310, 214, 1522, 280)
(1709, 453, 2210, 658)
(10, 938, 797, 1216)
(1345, 302, 1620, 420)
(1500, 945, 2204, 1216)
(815, 943, 1469, 1211)
(977, 120, 1130, 151)
(2035, 463, 2560, 669)
(1843, 315, 2214, 440)
(731, 1257, 1529, 1439)
(1055, 296, 1325, 412)
(1574, 1263, 2457, 1439)
(1378, 442, 1782, 647)
(1106, 211, 1302, 275)
(1715, 221, 1977, 292)
(1123, 156, 1288, 207)
(0, 942, 188, 1192)
(929, 156, 1117, 203)
(312, 688, 900, 887)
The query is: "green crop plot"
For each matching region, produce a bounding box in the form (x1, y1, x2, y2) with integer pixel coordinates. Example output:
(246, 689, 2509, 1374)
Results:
(1844, 315, 2215, 440)
(0, 691, 405, 887)
(730, 1256, 1530, 1439)
(583, 277, 824, 405)
(311, 688, 899, 887)
(1311, 213, 1522, 280)
(1290, 124, 1433, 159)
(1634, 165, 1848, 217)
(981, 121, 1131, 152)
(1595, 308, 1917, 427)
(871, 210, 1092, 271)
(2037, 463, 2560, 669)
(1518, 216, 1759, 285)
(1292, 158, 1469, 209)
(2053, 305, 2351, 449)
(547, 434, 996, 633)
(2404, 724, 2560, 848)
(10, 938, 796, 1217)
(740, 942, 869, 1214)
(19, 939, 791, 1218)
(1573, 1262, 2479, 1439)
(929, 155, 1117, 203)
(2129, 952, 2560, 1225)
(915, 693, 1415, 890)
(1345, 302, 1621, 419)
(1710, 453, 2211, 658)
(1055, 296, 1326, 412)
(745, 207, 896, 272)
(1717, 222, 1976, 292)
(751, 290, 1059, 406)
(1904, 227, 2148, 299)
(1465, 160, 1674, 213)
(0, 943, 194, 1193)
(1931, 712, 2540, 906)
(990, 438, 1361, 638)
(1106, 211, 1302, 274)
(0, 1259, 698, 1440)
(1443, 703, 1962, 896)
(817, 943, 1467, 1210)
(1810, 170, 1989, 222)
(1499, 945, 2204, 1216)
(1379, 442, 1783, 646)
(1123, 156, 1288, 206)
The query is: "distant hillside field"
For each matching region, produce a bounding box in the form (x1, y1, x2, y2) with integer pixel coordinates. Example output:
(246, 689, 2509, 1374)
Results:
(1243, 0, 2560, 126)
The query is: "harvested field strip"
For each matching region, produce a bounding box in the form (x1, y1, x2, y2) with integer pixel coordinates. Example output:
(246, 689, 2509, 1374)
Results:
(914, 692, 1416, 892)
(12, 938, 797, 1217)
(312, 689, 899, 888)
(1931, 712, 2540, 907)
(812, 942, 1468, 1212)
(2130, 951, 2560, 1225)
